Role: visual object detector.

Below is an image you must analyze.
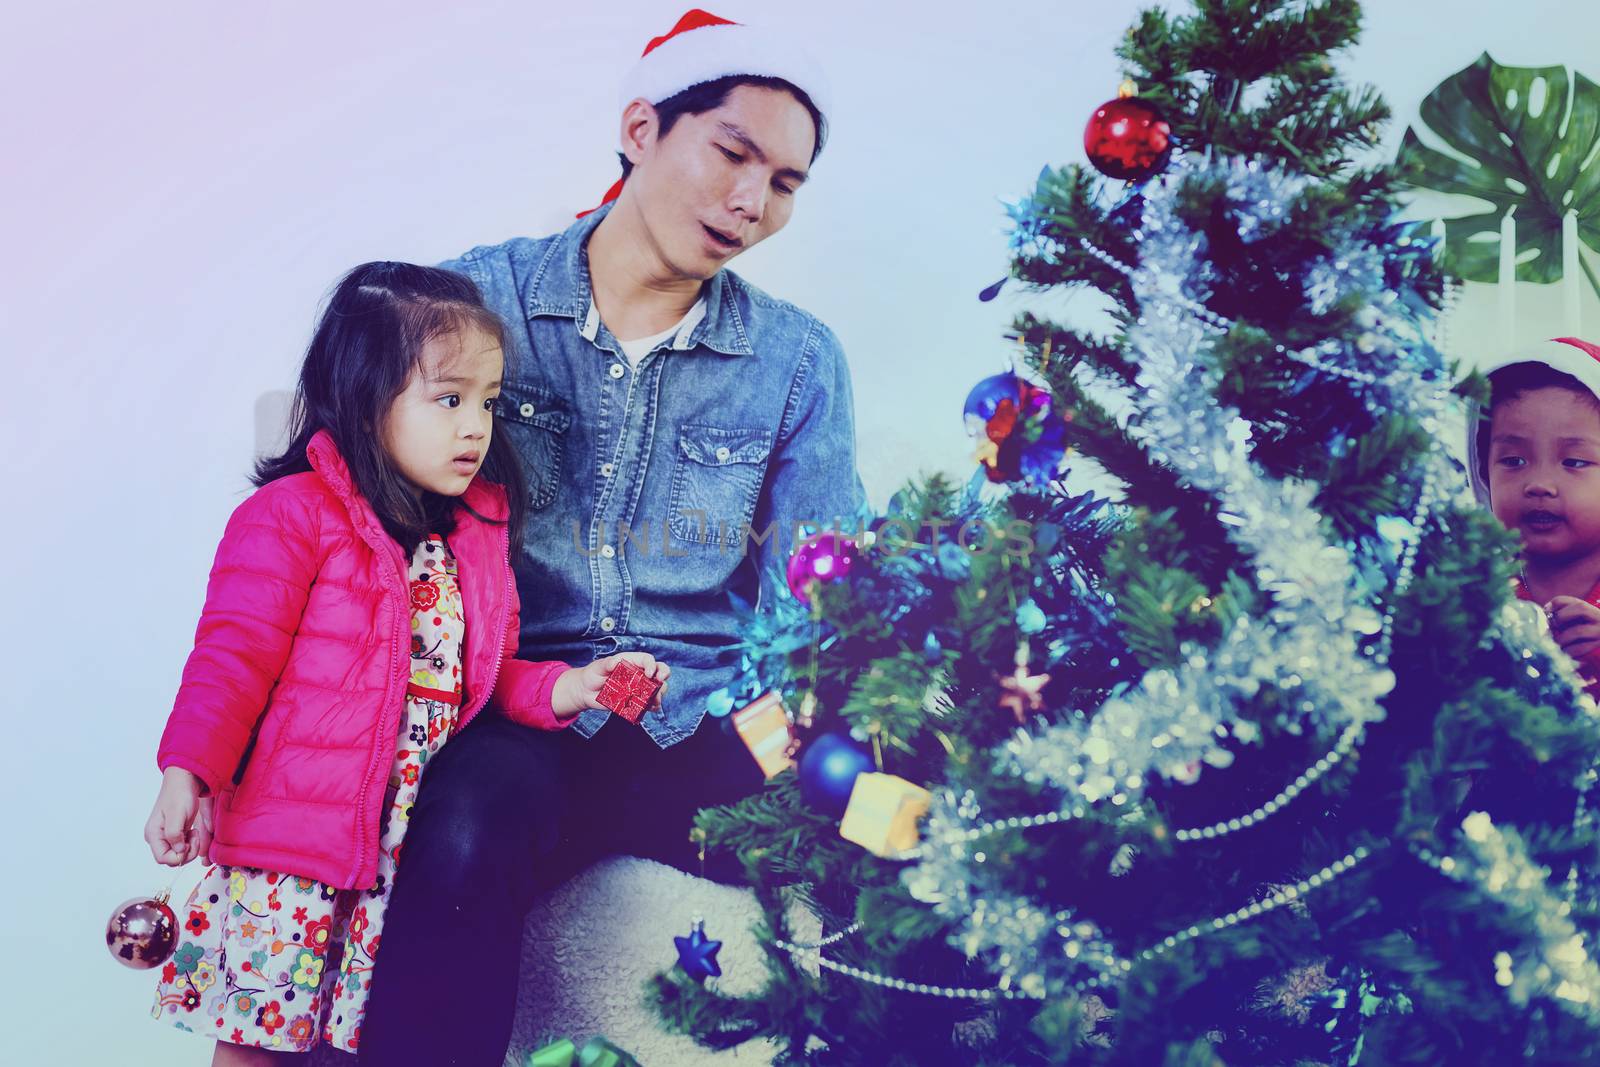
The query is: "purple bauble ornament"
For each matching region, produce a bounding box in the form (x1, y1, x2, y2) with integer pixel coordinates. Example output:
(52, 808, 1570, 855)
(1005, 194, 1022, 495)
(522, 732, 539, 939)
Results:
(787, 533, 858, 605)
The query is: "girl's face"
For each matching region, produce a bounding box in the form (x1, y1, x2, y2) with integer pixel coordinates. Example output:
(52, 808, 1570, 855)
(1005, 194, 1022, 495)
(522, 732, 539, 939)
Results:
(1488, 386, 1600, 565)
(381, 325, 503, 497)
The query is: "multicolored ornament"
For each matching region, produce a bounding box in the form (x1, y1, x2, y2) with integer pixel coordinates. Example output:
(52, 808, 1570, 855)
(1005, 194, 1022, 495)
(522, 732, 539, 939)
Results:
(962, 373, 1069, 485)
(798, 732, 875, 816)
(786, 532, 858, 605)
(106, 891, 178, 970)
(673, 918, 723, 982)
(732, 690, 800, 778)
(839, 772, 933, 857)
(1083, 82, 1172, 181)
(996, 642, 1051, 722)
(595, 659, 663, 724)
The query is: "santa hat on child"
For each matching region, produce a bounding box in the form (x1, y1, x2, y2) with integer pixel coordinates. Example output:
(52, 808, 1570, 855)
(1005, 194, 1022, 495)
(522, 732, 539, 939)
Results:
(1467, 336, 1600, 502)
(579, 9, 830, 217)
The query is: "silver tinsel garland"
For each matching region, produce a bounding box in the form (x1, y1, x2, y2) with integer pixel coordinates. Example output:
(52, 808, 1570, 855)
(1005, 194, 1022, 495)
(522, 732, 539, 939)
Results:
(1414, 811, 1600, 1020)
(902, 154, 1472, 994)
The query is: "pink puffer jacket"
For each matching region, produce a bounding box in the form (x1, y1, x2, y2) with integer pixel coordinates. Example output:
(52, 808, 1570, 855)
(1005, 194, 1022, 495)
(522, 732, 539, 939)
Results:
(157, 429, 571, 889)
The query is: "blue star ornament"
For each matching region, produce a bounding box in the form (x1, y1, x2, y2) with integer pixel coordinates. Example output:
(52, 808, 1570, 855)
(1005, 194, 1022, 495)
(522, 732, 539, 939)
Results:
(673, 919, 723, 982)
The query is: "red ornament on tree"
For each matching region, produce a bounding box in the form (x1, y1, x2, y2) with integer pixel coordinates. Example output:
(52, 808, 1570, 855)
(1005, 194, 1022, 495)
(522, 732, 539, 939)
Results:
(1084, 82, 1172, 181)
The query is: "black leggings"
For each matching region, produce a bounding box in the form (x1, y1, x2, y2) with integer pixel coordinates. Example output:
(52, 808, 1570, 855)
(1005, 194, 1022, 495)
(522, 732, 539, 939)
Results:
(356, 711, 764, 1066)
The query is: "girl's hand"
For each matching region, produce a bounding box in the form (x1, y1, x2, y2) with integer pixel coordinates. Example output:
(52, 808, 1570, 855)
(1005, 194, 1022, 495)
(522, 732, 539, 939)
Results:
(1548, 596, 1600, 664)
(144, 767, 212, 867)
(552, 652, 670, 718)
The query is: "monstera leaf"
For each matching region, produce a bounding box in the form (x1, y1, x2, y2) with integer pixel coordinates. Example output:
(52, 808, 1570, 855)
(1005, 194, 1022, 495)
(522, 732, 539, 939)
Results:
(1397, 52, 1600, 295)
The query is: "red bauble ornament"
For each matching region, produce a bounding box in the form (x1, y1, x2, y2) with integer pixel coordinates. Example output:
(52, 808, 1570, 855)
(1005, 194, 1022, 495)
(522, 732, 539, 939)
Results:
(106, 892, 178, 970)
(1083, 93, 1171, 181)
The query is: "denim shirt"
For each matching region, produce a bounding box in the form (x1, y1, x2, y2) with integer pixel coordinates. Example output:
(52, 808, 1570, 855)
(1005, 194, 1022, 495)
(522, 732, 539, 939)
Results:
(443, 205, 868, 746)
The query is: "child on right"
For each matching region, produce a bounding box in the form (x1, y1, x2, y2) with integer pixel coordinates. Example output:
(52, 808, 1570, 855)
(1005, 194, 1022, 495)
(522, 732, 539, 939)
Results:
(1472, 336, 1600, 697)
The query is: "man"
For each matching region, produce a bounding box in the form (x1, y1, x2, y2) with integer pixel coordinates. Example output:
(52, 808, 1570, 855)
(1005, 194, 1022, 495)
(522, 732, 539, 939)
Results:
(358, 11, 866, 1065)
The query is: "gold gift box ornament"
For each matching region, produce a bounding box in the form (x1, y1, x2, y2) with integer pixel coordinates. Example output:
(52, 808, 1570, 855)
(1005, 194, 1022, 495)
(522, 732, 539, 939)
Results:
(839, 772, 932, 857)
(732, 691, 800, 778)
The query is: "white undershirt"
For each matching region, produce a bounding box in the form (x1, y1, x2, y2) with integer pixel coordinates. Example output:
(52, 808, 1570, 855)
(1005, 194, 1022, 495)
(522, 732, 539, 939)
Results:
(614, 297, 707, 368)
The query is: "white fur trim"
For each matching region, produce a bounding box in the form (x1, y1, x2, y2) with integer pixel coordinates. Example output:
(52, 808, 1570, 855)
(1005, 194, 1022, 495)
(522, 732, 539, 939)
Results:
(619, 22, 830, 121)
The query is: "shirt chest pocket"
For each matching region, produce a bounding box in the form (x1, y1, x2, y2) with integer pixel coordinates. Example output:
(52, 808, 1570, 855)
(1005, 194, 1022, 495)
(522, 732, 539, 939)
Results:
(668, 425, 775, 548)
(497, 384, 572, 511)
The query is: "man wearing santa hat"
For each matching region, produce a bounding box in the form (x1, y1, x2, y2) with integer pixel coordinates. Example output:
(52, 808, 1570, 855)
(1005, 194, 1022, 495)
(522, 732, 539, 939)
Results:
(357, 11, 866, 1065)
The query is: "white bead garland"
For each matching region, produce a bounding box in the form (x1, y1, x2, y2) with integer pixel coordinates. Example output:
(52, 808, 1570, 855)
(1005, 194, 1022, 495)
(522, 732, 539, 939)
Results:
(1130, 844, 1376, 966)
(776, 844, 1378, 999)
(777, 922, 863, 951)
(771, 938, 1044, 1000)
(1172, 723, 1364, 842)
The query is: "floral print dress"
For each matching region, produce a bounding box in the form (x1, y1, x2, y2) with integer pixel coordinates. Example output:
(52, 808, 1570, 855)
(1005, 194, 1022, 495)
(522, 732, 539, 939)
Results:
(153, 535, 465, 1053)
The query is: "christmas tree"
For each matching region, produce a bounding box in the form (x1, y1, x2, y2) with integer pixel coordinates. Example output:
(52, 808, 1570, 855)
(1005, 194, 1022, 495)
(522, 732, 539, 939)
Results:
(653, 1, 1600, 1063)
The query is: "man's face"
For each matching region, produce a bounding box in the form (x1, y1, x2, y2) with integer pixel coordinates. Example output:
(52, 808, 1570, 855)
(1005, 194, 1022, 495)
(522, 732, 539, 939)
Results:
(626, 84, 816, 280)
(1488, 386, 1600, 565)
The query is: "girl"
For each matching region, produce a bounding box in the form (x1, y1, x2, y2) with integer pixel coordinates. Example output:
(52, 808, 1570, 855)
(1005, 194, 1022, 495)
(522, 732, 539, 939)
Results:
(144, 262, 667, 1062)
(1471, 336, 1600, 697)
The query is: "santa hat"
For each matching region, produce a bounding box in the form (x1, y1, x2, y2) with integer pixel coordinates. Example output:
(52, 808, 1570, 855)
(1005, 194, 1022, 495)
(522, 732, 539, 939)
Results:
(1467, 336, 1600, 502)
(579, 9, 830, 217)
(621, 9, 829, 118)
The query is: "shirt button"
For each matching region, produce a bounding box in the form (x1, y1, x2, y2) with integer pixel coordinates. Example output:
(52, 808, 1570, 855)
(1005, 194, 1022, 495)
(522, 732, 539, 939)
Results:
(715, 446, 731, 462)
(519, 402, 536, 417)
(609, 364, 626, 380)
(600, 616, 616, 632)
(600, 462, 614, 478)
(601, 544, 616, 558)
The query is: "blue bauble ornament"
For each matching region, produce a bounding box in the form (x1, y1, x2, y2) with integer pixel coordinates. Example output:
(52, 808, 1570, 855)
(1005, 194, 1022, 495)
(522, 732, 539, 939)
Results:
(798, 733, 874, 816)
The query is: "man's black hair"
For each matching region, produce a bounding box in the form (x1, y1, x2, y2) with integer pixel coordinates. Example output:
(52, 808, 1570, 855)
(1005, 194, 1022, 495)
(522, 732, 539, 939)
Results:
(618, 75, 826, 180)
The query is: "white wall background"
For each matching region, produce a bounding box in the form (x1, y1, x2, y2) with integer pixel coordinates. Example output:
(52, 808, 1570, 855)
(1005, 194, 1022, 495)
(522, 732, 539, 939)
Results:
(2, 2, 1596, 1062)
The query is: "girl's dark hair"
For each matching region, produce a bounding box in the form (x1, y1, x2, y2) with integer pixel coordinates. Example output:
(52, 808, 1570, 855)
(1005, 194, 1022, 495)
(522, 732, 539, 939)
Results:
(1476, 361, 1600, 481)
(254, 261, 526, 552)
(617, 75, 827, 180)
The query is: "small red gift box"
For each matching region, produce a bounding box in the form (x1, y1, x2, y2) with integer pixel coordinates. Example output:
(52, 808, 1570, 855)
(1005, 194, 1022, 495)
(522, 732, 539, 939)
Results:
(596, 660, 662, 724)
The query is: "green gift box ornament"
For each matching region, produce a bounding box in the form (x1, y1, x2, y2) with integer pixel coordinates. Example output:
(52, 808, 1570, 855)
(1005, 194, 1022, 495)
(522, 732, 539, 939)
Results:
(527, 1035, 640, 1067)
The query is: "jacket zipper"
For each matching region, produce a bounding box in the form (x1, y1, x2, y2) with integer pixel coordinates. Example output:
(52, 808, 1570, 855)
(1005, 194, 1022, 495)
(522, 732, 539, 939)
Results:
(348, 517, 408, 889)
(462, 519, 514, 727)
